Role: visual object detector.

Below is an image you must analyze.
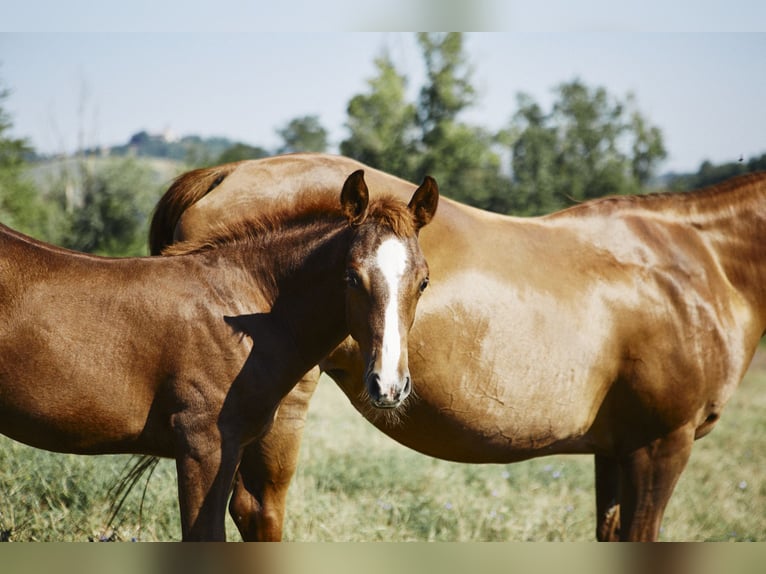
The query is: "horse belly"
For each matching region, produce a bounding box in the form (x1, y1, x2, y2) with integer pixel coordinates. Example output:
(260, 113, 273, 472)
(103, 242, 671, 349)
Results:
(0, 378, 160, 455)
(388, 272, 619, 462)
(0, 329, 163, 455)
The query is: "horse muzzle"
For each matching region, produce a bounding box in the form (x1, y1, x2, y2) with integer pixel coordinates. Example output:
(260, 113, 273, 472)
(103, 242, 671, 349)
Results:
(366, 371, 412, 409)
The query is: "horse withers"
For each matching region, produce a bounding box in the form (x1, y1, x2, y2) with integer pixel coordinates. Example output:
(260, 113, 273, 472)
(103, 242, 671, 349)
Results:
(150, 153, 766, 541)
(0, 170, 438, 541)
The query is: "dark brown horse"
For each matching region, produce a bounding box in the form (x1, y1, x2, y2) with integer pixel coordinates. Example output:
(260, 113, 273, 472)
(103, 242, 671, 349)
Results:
(0, 170, 438, 541)
(150, 153, 766, 541)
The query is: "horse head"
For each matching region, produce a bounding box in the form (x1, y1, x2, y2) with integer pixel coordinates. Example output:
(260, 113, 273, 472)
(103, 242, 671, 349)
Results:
(340, 170, 438, 409)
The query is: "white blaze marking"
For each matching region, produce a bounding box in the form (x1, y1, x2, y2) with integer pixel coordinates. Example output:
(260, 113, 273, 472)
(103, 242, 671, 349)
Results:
(375, 238, 409, 390)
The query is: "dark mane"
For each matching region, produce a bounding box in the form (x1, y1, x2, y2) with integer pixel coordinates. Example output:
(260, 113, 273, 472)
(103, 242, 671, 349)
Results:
(149, 162, 243, 255)
(547, 171, 766, 219)
(162, 193, 417, 256)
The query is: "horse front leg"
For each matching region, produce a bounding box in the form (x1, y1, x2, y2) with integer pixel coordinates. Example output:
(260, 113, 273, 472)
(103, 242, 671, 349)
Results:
(229, 368, 320, 541)
(174, 423, 243, 541)
(176, 443, 242, 541)
(594, 454, 621, 541)
(616, 425, 695, 541)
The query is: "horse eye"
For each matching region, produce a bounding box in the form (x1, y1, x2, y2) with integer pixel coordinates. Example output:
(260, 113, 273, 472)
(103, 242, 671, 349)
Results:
(345, 270, 361, 289)
(419, 277, 430, 293)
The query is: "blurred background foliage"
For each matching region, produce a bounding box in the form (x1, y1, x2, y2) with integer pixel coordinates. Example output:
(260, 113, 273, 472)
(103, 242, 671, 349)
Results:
(1, 33, 764, 256)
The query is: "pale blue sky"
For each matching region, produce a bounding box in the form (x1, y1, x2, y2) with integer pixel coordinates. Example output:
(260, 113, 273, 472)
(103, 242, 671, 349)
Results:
(1, 6, 765, 174)
(3, 1, 765, 32)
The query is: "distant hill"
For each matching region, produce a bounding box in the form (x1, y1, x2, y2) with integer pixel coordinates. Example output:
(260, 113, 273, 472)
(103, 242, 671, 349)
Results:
(25, 130, 271, 188)
(80, 130, 244, 164)
(24, 155, 184, 191)
(29, 130, 766, 197)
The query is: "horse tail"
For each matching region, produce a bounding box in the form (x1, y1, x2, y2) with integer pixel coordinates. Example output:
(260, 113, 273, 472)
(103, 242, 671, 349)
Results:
(149, 162, 240, 255)
(103, 455, 160, 540)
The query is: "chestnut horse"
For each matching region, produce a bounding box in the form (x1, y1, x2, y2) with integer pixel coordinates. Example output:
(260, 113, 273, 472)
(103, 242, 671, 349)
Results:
(150, 153, 766, 541)
(0, 170, 437, 541)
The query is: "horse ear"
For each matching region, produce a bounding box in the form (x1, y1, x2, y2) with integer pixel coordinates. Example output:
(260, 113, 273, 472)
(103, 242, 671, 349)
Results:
(340, 169, 370, 226)
(408, 176, 439, 230)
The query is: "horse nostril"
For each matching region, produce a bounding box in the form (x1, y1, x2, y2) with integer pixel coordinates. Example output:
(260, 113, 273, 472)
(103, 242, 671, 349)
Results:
(367, 372, 381, 398)
(393, 377, 411, 403)
(367, 373, 411, 407)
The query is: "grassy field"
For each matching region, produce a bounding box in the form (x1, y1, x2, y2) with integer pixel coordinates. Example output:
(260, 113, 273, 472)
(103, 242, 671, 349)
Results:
(1, 351, 764, 542)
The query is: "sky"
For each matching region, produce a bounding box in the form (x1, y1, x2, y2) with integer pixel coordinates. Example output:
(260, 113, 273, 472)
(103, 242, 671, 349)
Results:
(1, 4, 765, 175)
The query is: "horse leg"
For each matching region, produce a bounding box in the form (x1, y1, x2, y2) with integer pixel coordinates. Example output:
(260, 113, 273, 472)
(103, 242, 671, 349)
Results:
(594, 454, 621, 541)
(616, 425, 695, 541)
(175, 440, 241, 541)
(229, 368, 320, 541)
(172, 399, 245, 542)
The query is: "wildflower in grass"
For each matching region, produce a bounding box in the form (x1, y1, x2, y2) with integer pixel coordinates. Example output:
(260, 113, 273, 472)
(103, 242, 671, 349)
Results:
(444, 502, 453, 510)
(738, 480, 747, 490)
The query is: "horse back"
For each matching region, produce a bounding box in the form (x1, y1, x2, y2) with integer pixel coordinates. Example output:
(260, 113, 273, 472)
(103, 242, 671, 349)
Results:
(0, 232, 253, 455)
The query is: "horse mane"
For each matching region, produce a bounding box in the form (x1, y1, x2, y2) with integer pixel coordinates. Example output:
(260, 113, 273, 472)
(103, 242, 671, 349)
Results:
(149, 162, 243, 255)
(365, 195, 420, 237)
(549, 171, 766, 220)
(162, 193, 418, 256)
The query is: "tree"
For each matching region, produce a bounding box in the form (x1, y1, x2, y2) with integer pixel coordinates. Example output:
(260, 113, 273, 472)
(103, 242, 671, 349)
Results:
(416, 32, 475, 146)
(217, 143, 270, 164)
(340, 54, 419, 178)
(666, 152, 766, 191)
(341, 34, 509, 211)
(0, 79, 52, 239)
(340, 36, 669, 216)
(628, 94, 666, 187)
(425, 122, 509, 213)
(58, 157, 160, 256)
(506, 79, 667, 214)
(413, 33, 508, 212)
(276, 115, 328, 154)
(505, 94, 559, 215)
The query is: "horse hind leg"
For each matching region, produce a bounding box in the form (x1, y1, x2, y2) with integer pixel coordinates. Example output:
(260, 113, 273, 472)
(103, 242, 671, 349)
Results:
(229, 368, 319, 541)
(229, 442, 291, 541)
(616, 425, 695, 541)
(594, 454, 621, 541)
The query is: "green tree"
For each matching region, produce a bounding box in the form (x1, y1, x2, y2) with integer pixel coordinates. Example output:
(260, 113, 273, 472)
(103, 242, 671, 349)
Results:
(58, 157, 160, 256)
(505, 94, 559, 214)
(416, 32, 475, 146)
(217, 143, 270, 164)
(414, 33, 508, 212)
(276, 115, 328, 154)
(340, 33, 508, 211)
(0, 80, 53, 238)
(667, 152, 766, 191)
(507, 79, 667, 214)
(341, 55, 420, 178)
(628, 94, 667, 187)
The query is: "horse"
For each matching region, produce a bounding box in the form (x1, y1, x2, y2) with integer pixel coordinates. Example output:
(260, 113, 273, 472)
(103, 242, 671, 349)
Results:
(0, 169, 438, 541)
(149, 153, 766, 541)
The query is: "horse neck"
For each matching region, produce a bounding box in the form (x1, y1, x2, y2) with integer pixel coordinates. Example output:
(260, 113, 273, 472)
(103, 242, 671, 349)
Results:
(218, 219, 353, 375)
(675, 175, 766, 332)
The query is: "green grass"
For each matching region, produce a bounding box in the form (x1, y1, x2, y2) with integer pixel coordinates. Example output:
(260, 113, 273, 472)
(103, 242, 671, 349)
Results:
(284, 358, 766, 542)
(1, 354, 764, 541)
